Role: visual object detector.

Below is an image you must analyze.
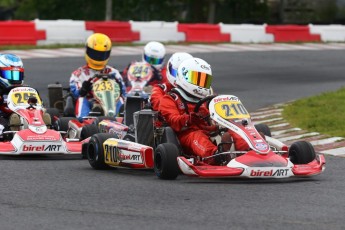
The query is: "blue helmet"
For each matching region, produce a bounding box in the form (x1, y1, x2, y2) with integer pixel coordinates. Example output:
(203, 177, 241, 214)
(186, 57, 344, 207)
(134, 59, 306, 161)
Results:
(0, 53, 24, 87)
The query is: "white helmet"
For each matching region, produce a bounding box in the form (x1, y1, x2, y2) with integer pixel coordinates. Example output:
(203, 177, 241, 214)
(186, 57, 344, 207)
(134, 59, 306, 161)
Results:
(166, 52, 193, 86)
(0, 53, 24, 87)
(143, 41, 165, 69)
(176, 58, 213, 99)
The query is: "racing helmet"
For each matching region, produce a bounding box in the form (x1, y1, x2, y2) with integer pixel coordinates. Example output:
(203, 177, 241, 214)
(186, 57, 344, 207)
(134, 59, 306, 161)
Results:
(85, 33, 112, 70)
(166, 52, 193, 87)
(176, 58, 213, 99)
(143, 41, 165, 69)
(0, 53, 24, 87)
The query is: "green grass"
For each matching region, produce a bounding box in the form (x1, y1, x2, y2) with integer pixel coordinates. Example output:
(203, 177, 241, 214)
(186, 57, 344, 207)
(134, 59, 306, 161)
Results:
(282, 87, 345, 137)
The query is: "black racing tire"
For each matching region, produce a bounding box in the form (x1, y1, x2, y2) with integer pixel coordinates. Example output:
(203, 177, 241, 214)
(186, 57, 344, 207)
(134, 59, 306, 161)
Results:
(288, 141, 316, 164)
(92, 116, 118, 126)
(54, 117, 77, 132)
(87, 133, 115, 170)
(154, 143, 180, 180)
(45, 108, 60, 120)
(254, 123, 272, 137)
(80, 124, 99, 140)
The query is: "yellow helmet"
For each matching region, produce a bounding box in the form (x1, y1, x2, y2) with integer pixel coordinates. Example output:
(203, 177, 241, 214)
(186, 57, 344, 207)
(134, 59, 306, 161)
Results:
(85, 33, 112, 70)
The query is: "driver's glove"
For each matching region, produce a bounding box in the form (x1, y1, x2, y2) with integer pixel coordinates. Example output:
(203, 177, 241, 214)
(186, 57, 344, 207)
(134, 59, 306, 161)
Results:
(79, 81, 92, 97)
(186, 112, 204, 126)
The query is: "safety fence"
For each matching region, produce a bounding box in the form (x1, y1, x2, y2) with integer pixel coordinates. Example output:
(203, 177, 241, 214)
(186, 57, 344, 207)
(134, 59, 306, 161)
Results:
(0, 19, 345, 45)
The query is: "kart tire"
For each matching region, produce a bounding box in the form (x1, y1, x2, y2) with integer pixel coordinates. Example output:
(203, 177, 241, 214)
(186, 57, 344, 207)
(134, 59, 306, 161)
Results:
(55, 117, 77, 132)
(154, 143, 180, 180)
(254, 123, 271, 137)
(92, 116, 118, 126)
(80, 124, 99, 140)
(45, 108, 60, 119)
(288, 141, 316, 164)
(87, 133, 115, 170)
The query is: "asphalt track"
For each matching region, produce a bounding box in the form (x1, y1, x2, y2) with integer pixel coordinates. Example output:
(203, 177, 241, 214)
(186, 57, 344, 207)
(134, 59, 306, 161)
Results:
(1, 50, 345, 230)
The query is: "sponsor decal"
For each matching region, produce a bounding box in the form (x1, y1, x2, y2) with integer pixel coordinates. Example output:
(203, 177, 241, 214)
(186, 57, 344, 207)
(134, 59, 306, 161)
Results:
(22, 144, 62, 152)
(120, 152, 141, 161)
(26, 136, 56, 141)
(255, 143, 269, 151)
(214, 96, 239, 103)
(250, 169, 289, 177)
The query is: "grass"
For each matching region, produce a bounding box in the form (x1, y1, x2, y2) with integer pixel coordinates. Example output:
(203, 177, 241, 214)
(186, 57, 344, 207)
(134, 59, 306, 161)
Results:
(282, 87, 345, 137)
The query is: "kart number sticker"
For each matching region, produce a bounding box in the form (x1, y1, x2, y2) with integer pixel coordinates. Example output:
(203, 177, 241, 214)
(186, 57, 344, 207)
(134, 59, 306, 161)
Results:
(93, 80, 114, 92)
(214, 101, 250, 119)
(11, 91, 42, 106)
(128, 63, 152, 81)
(104, 141, 119, 164)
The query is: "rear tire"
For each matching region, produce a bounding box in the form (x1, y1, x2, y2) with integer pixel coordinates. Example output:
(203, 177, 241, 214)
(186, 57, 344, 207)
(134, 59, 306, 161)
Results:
(255, 123, 271, 137)
(154, 143, 180, 180)
(289, 141, 316, 164)
(87, 133, 115, 170)
(55, 117, 77, 132)
(80, 124, 99, 140)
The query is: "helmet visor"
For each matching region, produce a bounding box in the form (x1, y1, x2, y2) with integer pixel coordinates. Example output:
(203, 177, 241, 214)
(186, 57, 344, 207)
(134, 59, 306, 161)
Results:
(185, 71, 212, 89)
(144, 54, 164, 65)
(168, 63, 178, 78)
(86, 46, 111, 61)
(0, 67, 24, 82)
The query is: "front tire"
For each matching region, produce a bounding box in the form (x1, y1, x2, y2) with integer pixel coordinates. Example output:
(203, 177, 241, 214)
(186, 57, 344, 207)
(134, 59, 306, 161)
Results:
(87, 133, 115, 170)
(289, 141, 316, 164)
(154, 143, 180, 180)
(254, 123, 271, 137)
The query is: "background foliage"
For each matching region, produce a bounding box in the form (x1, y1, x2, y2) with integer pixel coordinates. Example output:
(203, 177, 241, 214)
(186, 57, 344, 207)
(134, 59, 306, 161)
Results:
(0, 0, 344, 24)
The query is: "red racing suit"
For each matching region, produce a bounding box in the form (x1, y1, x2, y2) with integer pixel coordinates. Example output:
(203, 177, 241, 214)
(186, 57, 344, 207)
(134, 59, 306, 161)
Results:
(159, 91, 249, 160)
(159, 92, 217, 159)
(150, 82, 174, 111)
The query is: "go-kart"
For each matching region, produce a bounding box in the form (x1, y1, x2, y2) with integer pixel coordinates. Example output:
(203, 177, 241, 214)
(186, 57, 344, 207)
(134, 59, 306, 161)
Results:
(0, 87, 86, 155)
(172, 94, 326, 179)
(85, 92, 325, 180)
(48, 73, 124, 141)
(123, 61, 153, 127)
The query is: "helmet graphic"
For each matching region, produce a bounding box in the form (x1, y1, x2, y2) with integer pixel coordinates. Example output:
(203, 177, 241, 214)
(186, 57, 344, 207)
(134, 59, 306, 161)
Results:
(166, 52, 193, 86)
(176, 58, 212, 99)
(143, 41, 165, 69)
(85, 33, 112, 70)
(0, 53, 24, 87)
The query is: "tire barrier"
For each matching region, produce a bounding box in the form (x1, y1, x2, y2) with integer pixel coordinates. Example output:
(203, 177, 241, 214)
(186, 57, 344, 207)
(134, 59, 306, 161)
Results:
(85, 21, 140, 42)
(266, 25, 321, 43)
(0, 20, 45, 45)
(0, 20, 344, 45)
(178, 23, 230, 42)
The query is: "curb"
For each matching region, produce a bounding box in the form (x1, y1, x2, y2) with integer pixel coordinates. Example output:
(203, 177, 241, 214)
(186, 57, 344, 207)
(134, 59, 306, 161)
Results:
(252, 104, 345, 157)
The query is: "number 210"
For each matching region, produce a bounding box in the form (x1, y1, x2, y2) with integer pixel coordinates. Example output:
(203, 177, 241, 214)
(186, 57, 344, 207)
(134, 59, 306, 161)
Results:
(221, 103, 248, 116)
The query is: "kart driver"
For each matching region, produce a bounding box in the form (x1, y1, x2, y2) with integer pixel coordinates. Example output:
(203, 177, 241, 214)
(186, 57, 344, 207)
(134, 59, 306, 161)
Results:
(122, 41, 167, 91)
(70, 33, 126, 120)
(159, 58, 248, 165)
(150, 52, 193, 111)
(0, 53, 50, 136)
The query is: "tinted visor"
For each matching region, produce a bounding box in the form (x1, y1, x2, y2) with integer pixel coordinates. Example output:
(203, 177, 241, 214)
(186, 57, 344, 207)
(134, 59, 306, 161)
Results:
(144, 54, 164, 65)
(168, 63, 178, 78)
(0, 67, 24, 82)
(86, 46, 111, 61)
(185, 71, 212, 89)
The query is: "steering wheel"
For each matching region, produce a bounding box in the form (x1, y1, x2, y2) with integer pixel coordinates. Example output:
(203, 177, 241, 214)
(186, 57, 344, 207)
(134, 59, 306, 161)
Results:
(193, 94, 217, 113)
(193, 95, 229, 136)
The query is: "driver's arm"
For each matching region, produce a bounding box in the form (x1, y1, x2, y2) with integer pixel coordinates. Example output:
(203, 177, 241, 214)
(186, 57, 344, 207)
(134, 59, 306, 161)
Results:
(159, 94, 189, 132)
